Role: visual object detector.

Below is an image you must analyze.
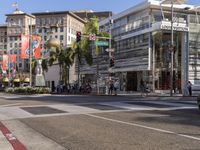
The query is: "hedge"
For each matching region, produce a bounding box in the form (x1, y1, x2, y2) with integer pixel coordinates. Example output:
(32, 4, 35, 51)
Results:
(5, 87, 50, 94)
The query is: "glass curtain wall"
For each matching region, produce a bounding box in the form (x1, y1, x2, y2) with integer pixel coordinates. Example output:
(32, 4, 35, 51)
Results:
(153, 31, 182, 92)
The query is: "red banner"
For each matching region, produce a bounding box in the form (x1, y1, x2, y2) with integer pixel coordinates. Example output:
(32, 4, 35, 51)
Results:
(21, 35, 29, 59)
(10, 54, 16, 63)
(2, 54, 8, 70)
(32, 35, 41, 59)
(21, 35, 41, 59)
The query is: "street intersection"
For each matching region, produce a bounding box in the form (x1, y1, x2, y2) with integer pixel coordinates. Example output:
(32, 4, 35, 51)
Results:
(0, 94, 199, 150)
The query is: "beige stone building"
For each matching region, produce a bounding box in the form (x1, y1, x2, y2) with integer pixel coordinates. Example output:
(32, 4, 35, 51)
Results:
(32, 11, 86, 88)
(0, 9, 35, 76)
(0, 8, 111, 89)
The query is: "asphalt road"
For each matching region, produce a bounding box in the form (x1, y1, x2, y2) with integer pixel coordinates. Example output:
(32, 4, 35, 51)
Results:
(0, 94, 200, 150)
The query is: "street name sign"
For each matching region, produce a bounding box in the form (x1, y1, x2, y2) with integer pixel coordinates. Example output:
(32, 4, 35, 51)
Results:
(105, 48, 114, 52)
(95, 41, 109, 46)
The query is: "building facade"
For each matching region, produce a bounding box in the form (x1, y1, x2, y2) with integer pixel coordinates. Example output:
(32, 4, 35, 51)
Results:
(0, 8, 112, 88)
(80, 0, 200, 95)
(32, 11, 86, 88)
(0, 9, 35, 74)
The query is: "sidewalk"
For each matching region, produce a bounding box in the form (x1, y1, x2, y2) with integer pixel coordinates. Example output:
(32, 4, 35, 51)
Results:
(109, 90, 199, 97)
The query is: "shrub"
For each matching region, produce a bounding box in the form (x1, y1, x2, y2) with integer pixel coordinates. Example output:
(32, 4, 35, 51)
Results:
(5, 87, 50, 94)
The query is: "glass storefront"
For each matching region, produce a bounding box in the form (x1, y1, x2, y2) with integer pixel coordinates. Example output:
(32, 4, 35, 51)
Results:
(154, 31, 183, 92)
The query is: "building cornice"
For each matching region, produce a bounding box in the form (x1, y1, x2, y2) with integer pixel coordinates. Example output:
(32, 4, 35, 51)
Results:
(32, 11, 86, 24)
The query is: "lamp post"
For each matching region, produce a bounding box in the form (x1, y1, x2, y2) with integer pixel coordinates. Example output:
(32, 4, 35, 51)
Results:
(160, 0, 186, 96)
(29, 18, 33, 87)
(194, 6, 200, 24)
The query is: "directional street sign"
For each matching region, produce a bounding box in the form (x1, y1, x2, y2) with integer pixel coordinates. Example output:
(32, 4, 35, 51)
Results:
(95, 41, 109, 46)
(105, 48, 114, 52)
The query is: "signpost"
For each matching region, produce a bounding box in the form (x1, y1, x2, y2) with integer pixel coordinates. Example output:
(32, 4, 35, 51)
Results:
(106, 48, 114, 57)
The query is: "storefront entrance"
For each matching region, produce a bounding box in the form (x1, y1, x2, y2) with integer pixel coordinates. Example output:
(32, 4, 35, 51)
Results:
(127, 72, 137, 91)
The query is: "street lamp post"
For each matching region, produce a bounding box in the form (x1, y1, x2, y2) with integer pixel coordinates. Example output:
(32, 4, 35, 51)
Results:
(170, 0, 174, 96)
(194, 6, 200, 24)
(29, 18, 33, 87)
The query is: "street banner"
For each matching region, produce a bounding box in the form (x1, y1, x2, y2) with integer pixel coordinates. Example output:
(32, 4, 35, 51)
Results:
(32, 35, 41, 59)
(2, 54, 8, 70)
(10, 54, 16, 63)
(21, 35, 29, 59)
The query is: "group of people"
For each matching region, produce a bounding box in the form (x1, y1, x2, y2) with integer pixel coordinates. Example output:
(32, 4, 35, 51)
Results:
(55, 83, 92, 94)
(109, 79, 119, 95)
(140, 79, 150, 97)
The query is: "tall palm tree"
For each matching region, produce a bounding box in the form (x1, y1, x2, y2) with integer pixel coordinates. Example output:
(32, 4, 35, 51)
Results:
(48, 41, 75, 84)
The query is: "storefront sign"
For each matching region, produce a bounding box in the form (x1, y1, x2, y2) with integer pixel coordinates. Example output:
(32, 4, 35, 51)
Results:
(161, 24, 189, 32)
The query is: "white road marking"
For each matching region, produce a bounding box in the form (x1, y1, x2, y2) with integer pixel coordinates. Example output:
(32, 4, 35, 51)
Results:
(0, 103, 22, 107)
(85, 114, 200, 141)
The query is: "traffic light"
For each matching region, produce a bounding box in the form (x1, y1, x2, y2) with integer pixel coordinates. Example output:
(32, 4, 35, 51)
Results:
(110, 57, 115, 67)
(76, 31, 81, 42)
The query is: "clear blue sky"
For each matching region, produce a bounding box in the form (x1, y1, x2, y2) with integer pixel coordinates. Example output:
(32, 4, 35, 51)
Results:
(0, 0, 199, 24)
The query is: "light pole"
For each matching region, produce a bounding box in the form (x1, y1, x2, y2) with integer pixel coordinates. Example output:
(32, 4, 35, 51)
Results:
(107, 14, 113, 94)
(29, 18, 33, 87)
(194, 6, 200, 24)
(160, 0, 186, 96)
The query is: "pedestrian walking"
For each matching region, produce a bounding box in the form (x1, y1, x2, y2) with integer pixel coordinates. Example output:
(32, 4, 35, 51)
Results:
(114, 79, 119, 95)
(187, 81, 192, 96)
(140, 79, 145, 97)
(109, 80, 114, 95)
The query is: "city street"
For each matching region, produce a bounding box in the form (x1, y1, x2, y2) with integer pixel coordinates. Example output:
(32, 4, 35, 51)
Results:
(0, 93, 200, 150)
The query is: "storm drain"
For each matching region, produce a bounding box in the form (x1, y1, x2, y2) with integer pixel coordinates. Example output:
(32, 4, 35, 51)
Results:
(21, 106, 67, 115)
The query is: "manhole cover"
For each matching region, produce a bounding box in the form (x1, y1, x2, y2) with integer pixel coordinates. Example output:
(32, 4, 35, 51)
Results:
(21, 106, 67, 115)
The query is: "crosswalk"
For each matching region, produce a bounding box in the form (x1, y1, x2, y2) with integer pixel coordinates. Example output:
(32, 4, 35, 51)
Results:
(0, 99, 198, 150)
(0, 100, 197, 121)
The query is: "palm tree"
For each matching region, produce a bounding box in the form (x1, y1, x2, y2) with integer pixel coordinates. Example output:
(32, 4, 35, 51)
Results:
(47, 39, 75, 85)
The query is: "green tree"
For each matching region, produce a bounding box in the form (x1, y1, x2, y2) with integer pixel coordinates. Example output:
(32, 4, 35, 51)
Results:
(71, 16, 110, 93)
(71, 17, 110, 65)
(47, 41, 75, 84)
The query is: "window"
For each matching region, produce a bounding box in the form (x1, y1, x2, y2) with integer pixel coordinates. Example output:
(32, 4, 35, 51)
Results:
(60, 27, 63, 32)
(38, 29, 42, 33)
(60, 35, 63, 41)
